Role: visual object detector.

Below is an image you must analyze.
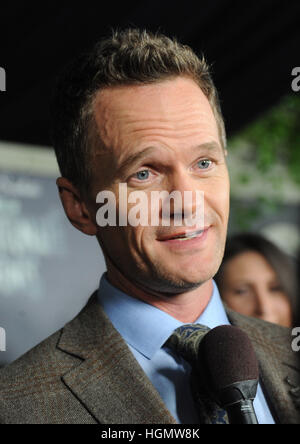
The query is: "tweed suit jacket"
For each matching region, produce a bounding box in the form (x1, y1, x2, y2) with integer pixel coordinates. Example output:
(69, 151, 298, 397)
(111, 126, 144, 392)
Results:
(0, 291, 299, 424)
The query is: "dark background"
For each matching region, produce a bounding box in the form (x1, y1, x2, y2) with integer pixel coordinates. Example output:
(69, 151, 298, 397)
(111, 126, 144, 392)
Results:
(1, 0, 300, 145)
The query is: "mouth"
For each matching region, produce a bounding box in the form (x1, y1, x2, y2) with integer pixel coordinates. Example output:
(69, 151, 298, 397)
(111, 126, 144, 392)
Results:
(158, 228, 208, 242)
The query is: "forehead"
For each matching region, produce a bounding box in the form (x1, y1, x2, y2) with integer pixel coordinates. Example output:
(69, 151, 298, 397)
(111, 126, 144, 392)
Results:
(92, 76, 219, 150)
(225, 251, 276, 280)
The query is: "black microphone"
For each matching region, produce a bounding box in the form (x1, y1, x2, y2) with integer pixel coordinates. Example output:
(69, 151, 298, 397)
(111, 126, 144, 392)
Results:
(198, 325, 259, 424)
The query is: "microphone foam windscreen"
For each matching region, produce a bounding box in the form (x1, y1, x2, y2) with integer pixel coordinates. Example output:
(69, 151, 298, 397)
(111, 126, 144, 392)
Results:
(199, 325, 259, 390)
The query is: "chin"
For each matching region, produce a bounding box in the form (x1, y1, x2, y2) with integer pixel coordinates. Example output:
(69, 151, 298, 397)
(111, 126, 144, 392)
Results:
(144, 263, 215, 294)
(169, 258, 220, 284)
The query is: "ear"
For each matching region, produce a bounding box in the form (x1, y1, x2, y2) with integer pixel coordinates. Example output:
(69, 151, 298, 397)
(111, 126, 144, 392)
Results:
(56, 177, 97, 236)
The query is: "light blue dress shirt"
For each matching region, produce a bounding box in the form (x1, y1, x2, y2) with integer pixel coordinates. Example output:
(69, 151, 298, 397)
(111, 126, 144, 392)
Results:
(97, 273, 275, 424)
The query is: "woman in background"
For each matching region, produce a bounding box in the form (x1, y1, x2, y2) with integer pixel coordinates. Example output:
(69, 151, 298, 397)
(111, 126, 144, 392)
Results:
(215, 233, 299, 328)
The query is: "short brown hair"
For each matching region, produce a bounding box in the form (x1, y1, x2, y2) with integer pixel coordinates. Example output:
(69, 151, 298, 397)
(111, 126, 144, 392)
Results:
(51, 28, 226, 193)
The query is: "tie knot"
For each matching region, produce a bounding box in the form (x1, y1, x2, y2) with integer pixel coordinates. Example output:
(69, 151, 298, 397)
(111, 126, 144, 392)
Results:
(165, 323, 229, 424)
(165, 323, 210, 366)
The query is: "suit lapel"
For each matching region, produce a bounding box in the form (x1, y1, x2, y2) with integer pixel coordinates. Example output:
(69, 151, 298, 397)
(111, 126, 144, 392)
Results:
(227, 308, 300, 424)
(56, 291, 300, 424)
(57, 292, 176, 424)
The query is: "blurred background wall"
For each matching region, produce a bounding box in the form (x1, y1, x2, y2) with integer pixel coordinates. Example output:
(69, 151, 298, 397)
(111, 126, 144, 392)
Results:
(1, 0, 299, 366)
(0, 143, 106, 365)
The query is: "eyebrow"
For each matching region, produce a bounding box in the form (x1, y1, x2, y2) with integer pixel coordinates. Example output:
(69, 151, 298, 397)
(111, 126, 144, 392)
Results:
(117, 146, 158, 176)
(117, 141, 223, 176)
(190, 141, 222, 155)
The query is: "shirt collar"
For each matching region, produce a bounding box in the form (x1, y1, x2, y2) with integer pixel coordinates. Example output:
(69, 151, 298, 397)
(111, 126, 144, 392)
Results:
(97, 273, 230, 360)
(196, 280, 230, 329)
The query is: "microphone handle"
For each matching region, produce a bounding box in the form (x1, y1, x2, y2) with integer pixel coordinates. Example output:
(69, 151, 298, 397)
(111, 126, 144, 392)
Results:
(225, 400, 258, 424)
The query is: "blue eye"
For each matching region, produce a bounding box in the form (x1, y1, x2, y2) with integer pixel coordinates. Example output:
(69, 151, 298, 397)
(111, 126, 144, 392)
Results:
(135, 170, 150, 180)
(197, 159, 212, 169)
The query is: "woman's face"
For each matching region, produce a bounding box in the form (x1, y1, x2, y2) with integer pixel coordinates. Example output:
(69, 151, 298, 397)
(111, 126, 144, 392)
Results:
(220, 250, 292, 327)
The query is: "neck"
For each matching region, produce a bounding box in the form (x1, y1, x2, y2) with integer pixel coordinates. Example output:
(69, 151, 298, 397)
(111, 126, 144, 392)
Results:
(105, 258, 213, 323)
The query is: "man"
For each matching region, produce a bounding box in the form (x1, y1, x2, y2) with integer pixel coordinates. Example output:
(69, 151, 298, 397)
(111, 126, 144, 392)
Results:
(0, 28, 299, 424)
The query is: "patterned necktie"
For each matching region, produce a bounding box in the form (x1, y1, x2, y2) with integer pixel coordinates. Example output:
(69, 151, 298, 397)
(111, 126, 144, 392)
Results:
(165, 324, 229, 424)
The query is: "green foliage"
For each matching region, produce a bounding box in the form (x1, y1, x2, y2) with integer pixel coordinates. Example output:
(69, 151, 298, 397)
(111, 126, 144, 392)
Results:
(228, 93, 300, 231)
(229, 196, 282, 232)
(230, 94, 300, 184)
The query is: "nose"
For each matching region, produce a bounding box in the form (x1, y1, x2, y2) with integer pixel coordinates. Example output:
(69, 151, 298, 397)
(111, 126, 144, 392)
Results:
(253, 289, 275, 321)
(165, 168, 204, 228)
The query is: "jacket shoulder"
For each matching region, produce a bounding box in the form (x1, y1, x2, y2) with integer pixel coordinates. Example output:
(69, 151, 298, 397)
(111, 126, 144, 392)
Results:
(0, 323, 85, 423)
(0, 294, 97, 388)
(226, 307, 292, 348)
(0, 329, 74, 381)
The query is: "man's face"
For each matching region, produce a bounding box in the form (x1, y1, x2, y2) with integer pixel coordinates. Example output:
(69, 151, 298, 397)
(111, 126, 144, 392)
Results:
(89, 76, 230, 294)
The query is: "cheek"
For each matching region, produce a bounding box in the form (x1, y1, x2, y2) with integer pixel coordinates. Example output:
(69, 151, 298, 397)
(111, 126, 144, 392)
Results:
(274, 295, 291, 314)
(222, 292, 253, 313)
(126, 225, 156, 261)
(273, 296, 292, 327)
(204, 177, 230, 221)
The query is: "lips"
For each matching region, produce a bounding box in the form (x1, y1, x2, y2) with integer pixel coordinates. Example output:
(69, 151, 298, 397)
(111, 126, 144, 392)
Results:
(158, 227, 209, 241)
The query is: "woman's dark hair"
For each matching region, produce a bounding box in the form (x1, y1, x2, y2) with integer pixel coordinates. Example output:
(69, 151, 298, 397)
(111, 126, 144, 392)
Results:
(215, 232, 299, 326)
